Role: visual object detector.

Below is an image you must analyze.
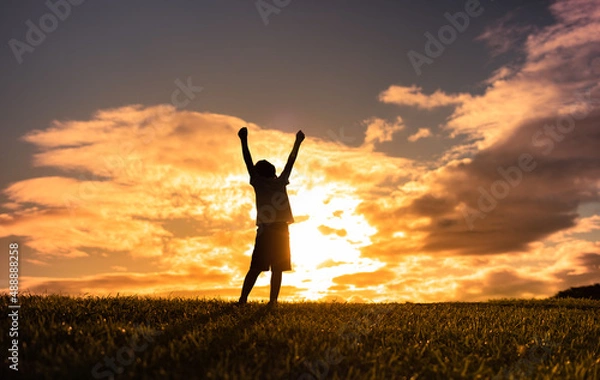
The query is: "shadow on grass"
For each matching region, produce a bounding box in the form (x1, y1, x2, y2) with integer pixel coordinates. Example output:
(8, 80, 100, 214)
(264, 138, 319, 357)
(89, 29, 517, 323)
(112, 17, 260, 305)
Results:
(149, 302, 276, 375)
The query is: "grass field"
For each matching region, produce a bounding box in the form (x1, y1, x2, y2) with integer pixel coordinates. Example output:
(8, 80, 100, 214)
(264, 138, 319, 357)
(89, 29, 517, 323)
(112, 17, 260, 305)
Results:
(2, 295, 600, 379)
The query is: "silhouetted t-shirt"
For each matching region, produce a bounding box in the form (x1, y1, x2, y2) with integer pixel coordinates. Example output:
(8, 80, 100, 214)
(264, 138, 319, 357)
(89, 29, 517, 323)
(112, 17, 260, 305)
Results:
(250, 173, 294, 225)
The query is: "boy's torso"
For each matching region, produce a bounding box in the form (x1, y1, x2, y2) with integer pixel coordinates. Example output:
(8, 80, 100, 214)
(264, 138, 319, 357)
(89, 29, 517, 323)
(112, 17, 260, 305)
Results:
(250, 175, 294, 225)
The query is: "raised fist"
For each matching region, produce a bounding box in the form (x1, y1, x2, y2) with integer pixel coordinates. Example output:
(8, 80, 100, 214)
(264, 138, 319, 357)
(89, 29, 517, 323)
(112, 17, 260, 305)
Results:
(238, 127, 248, 139)
(296, 130, 305, 143)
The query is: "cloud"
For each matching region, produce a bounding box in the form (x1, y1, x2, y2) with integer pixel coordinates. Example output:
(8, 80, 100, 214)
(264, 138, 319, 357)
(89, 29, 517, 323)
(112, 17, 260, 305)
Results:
(460, 269, 550, 299)
(475, 10, 534, 57)
(362, 0, 600, 259)
(378, 85, 470, 110)
(347, 0, 600, 300)
(333, 269, 396, 287)
(318, 225, 347, 237)
(380, 1, 600, 152)
(357, 109, 600, 259)
(408, 128, 432, 142)
(25, 259, 50, 266)
(361, 116, 404, 150)
(2, 104, 415, 300)
(23, 267, 233, 296)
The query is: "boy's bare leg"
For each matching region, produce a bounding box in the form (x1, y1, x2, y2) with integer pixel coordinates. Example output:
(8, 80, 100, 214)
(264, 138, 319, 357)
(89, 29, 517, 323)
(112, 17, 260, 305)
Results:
(270, 269, 283, 303)
(239, 268, 261, 303)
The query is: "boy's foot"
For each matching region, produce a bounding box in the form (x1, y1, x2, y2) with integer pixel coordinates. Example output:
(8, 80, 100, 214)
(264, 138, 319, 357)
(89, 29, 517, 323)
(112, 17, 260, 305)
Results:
(267, 301, 278, 308)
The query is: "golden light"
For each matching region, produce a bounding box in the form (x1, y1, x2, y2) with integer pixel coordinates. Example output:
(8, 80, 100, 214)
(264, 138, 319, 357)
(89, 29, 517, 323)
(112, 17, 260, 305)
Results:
(238, 172, 385, 301)
(285, 176, 383, 300)
(393, 231, 406, 238)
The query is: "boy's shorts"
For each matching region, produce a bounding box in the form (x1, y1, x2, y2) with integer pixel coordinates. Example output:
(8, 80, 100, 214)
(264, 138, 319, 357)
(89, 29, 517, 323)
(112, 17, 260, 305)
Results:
(250, 222, 292, 272)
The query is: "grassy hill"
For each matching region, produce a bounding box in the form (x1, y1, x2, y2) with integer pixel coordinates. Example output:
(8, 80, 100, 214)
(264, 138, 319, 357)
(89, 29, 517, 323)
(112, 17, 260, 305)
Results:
(554, 283, 600, 300)
(1, 295, 599, 379)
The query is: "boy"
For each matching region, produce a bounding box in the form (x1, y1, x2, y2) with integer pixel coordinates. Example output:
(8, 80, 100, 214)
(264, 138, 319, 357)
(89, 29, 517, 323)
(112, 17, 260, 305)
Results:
(237, 126, 305, 305)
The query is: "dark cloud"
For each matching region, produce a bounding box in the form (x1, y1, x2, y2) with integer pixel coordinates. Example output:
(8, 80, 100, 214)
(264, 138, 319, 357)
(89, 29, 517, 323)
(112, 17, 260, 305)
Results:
(578, 253, 600, 270)
(364, 110, 600, 256)
(476, 8, 537, 57)
(408, 195, 454, 216)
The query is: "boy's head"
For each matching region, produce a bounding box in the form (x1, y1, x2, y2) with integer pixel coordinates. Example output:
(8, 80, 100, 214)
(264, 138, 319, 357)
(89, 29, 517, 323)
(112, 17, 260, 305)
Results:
(255, 160, 276, 178)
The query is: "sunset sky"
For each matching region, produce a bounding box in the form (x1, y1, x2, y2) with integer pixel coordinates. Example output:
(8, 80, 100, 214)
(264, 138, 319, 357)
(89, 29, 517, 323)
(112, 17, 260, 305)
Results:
(1, 0, 599, 302)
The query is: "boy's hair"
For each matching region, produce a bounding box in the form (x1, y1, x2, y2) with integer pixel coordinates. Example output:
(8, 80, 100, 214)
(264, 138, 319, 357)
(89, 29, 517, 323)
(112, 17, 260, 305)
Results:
(255, 160, 276, 178)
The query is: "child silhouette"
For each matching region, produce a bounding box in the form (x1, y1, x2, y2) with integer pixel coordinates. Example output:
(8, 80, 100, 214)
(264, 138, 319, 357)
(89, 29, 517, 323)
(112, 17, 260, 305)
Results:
(237, 127, 305, 305)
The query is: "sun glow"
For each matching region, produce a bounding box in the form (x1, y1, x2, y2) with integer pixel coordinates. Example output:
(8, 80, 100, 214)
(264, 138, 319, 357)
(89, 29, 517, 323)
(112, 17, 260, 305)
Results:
(282, 177, 382, 300)
(393, 231, 406, 238)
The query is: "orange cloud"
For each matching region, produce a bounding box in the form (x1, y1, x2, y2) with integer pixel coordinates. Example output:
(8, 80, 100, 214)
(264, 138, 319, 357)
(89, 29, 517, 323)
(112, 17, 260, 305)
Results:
(378, 85, 470, 109)
(361, 116, 404, 150)
(1, 105, 410, 300)
(407, 128, 432, 142)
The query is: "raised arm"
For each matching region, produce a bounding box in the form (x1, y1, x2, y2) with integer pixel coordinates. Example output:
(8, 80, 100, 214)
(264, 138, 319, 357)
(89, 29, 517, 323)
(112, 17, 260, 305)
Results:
(238, 127, 254, 175)
(280, 130, 305, 180)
